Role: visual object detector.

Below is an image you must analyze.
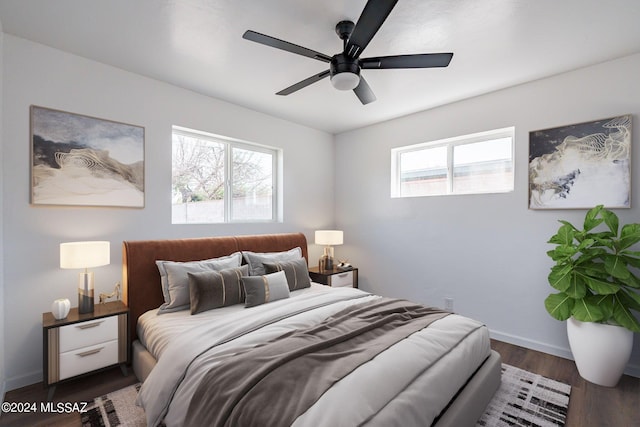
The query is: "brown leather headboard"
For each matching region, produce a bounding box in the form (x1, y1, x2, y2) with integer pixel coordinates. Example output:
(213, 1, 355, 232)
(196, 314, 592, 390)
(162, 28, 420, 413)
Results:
(122, 233, 308, 348)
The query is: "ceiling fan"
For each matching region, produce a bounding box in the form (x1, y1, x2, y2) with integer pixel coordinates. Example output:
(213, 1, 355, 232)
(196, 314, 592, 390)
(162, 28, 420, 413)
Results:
(242, 0, 453, 105)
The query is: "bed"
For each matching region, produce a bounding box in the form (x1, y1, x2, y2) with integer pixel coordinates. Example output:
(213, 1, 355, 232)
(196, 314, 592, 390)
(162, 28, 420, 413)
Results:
(122, 232, 501, 427)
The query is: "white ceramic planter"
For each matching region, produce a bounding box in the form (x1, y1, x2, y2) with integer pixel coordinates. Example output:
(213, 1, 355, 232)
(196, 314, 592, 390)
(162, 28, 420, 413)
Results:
(567, 317, 633, 387)
(51, 298, 71, 320)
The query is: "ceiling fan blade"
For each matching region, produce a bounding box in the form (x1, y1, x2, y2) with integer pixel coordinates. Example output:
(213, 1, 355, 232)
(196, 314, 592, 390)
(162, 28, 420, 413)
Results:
(243, 30, 332, 63)
(276, 70, 330, 96)
(353, 77, 376, 105)
(345, 0, 398, 59)
(361, 53, 454, 69)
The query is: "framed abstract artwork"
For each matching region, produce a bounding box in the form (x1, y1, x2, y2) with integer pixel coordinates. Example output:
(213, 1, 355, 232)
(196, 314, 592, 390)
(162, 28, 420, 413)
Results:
(30, 105, 145, 207)
(528, 114, 631, 209)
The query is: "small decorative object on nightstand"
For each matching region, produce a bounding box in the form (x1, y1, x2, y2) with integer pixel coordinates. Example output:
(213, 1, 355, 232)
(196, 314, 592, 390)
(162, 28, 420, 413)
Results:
(42, 300, 129, 400)
(99, 282, 122, 304)
(309, 266, 358, 288)
(50, 298, 71, 320)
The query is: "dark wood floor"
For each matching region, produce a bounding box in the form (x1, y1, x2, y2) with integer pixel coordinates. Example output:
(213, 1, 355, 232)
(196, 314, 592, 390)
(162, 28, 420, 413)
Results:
(1, 340, 638, 426)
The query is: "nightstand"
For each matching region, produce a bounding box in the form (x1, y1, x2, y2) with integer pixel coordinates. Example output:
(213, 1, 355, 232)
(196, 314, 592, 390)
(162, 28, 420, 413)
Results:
(309, 266, 358, 288)
(42, 300, 129, 400)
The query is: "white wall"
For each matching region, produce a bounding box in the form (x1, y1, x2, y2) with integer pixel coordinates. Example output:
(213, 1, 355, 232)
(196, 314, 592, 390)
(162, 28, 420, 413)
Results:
(1, 34, 335, 390)
(335, 53, 640, 377)
(0, 25, 6, 402)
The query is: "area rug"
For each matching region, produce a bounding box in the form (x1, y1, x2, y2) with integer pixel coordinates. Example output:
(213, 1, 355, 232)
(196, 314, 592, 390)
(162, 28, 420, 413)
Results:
(477, 364, 571, 427)
(82, 364, 571, 426)
(81, 382, 144, 427)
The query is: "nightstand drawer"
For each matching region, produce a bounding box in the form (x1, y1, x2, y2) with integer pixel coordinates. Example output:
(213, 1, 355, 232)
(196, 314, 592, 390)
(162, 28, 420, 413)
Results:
(59, 316, 118, 353)
(59, 339, 119, 380)
(331, 271, 354, 287)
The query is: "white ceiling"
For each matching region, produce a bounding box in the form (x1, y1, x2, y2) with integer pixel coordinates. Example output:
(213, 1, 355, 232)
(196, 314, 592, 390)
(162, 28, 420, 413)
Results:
(1, 0, 640, 134)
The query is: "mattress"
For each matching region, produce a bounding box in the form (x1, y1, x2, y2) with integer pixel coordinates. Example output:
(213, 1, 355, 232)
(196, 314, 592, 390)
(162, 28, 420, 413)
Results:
(136, 284, 491, 426)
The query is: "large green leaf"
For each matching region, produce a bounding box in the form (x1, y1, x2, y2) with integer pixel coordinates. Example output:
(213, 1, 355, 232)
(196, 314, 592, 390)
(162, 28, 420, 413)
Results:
(584, 205, 604, 231)
(600, 208, 619, 235)
(544, 293, 574, 321)
(612, 294, 640, 332)
(620, 252, 640, 269)
(582, 274, 619, 295)
(548, 224, 576, 245)
(594, 294, 614, 320)
(548, 264, 574, 292)
(618, 272, 640, 289)
(591, 235, 616, 249)
(618, 288, 640, 312)
(564, 272, 587, 299)
(580, 262, 608, 278)
(576, 238, 595, 252)
(547, 246, 577, 262)
(604, 254, 631, 279)
(574, 250, 605, 265)
(572, 297, 605, 322)
(619, 223, 640, 250)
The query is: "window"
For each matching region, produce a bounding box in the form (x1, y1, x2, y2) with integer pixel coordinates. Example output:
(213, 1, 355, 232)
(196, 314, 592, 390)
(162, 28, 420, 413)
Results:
(172, 126, 280, 223)
(391, 127, 514, 198)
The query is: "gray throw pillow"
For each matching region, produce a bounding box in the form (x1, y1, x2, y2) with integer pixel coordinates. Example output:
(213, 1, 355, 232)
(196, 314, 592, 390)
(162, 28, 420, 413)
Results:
(188, 265, 249, 315)
(242, 247, 303, 276)
(263, 258, 311, 291)
(156, 252, 242, 314)
(242, 270, 290, 308)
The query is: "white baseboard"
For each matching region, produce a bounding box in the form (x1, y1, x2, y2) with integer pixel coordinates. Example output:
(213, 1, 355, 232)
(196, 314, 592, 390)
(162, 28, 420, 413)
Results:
(490, 328, 640, 378)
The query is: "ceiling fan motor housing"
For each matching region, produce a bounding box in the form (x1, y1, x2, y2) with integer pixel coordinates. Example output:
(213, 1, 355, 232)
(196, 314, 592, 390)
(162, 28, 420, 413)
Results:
(330, 53, 361, 90)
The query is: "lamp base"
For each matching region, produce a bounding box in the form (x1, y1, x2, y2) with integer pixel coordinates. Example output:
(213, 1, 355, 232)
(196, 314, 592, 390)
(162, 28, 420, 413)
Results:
(319, 246, 335, 271)
(78, 271, 95, 314)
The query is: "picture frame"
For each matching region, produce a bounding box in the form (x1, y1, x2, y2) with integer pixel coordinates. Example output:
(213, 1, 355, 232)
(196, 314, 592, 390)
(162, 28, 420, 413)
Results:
(528, 114, 631, 209)
(30, 105, 145, 208)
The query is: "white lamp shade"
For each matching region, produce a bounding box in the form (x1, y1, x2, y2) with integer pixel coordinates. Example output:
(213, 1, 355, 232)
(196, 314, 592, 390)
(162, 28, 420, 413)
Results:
(60, 241, 110, 269)
(315, 230, 344, 246)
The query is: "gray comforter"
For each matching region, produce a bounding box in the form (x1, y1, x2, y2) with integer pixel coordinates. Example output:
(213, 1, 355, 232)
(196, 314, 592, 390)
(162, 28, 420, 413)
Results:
(136, 286, 490, 427)
(184, 298, 450, 426)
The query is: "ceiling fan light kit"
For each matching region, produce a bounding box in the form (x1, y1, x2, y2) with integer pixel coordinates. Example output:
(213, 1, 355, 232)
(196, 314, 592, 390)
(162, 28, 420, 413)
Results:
(330, 72, 360, 91)
(243, 0, 453, 105)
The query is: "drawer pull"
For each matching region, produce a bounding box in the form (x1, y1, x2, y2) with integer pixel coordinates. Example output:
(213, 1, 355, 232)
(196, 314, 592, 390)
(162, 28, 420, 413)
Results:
(76, 321, 104, 330)
(76, 347, 104, 357)
(337, 273, 349, 277)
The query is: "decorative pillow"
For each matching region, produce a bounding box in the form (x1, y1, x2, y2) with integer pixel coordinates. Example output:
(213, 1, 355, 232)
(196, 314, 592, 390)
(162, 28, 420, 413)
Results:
(242, 247, 302, 276)
(263, 258, 311, 291)
(188, 265, 249, 315)
(156, 252, 242, 314)
(242, 270, 290, 308)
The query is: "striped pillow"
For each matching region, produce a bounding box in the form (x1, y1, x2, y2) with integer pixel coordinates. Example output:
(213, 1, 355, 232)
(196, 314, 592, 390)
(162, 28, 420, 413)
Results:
(242, 271, 290, 308)
(263, 258, 311, 291)
(188, 265, 248, 315)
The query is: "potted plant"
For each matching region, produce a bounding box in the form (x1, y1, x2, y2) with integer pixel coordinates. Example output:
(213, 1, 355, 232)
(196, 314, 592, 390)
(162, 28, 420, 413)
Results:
(545, 205, 640, 386)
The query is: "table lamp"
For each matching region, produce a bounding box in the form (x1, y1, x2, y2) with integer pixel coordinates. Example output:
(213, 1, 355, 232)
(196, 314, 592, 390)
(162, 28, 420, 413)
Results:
(60, 241, 110, 314)
(315, 230, 343, 271)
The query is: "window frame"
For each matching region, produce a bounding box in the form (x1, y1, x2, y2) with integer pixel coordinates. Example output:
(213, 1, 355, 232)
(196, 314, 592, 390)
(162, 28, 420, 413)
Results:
(391, 126, 515, 198)
(172, 126, 282, 224)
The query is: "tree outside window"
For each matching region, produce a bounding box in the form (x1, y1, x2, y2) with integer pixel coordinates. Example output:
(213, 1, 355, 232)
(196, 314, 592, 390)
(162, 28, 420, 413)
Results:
(172, 128, 278, 223)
